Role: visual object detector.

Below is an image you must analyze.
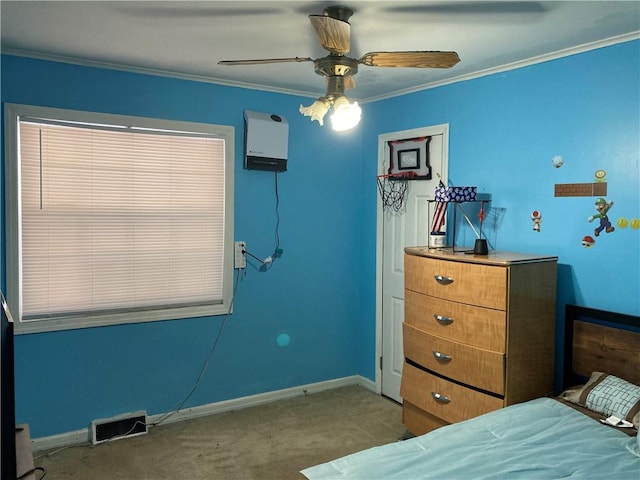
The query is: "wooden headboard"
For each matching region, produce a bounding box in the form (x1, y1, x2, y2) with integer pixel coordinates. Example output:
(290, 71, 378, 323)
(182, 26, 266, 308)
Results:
(563, 304, 640, 388)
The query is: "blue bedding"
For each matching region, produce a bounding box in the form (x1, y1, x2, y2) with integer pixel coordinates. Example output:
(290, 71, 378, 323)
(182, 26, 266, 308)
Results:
(301, 398, 639, 479)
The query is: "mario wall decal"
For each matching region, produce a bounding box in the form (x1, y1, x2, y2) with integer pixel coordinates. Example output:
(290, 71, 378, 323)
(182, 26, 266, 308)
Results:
(551, 155, 564, 168)
(588, 197, 615, 237)
(594, 169, 607, 183)
(581, 236, 596, 248)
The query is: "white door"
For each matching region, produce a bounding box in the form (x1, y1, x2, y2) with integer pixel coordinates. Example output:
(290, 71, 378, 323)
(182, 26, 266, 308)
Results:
(377, 125, 449, 402)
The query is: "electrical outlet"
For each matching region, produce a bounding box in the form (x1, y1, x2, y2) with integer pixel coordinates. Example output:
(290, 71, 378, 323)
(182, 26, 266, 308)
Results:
(234, 241, 246, 269)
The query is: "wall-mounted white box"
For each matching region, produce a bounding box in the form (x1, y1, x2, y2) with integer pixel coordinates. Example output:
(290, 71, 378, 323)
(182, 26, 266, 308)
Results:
(244, 111, 288, 172)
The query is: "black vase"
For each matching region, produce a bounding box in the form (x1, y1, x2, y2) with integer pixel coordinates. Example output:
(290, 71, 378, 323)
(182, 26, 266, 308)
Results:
(474, 238, 488, 255)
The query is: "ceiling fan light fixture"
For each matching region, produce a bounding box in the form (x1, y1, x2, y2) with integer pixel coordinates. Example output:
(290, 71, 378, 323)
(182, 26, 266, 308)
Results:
(221, 6, 462, 126)
(299, 97, 330, 125)
(223, 6, 461, 132)
(329, 96, 361, 132)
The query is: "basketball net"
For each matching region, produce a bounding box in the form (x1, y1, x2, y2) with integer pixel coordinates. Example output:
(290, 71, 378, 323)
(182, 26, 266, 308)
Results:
(377, 172, 415, 213)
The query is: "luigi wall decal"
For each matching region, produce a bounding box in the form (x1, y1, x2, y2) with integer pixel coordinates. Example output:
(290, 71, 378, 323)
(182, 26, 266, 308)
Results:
(588, 197, 615, 237)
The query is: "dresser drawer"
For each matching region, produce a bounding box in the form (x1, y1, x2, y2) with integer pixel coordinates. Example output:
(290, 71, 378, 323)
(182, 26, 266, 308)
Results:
(405, 254, 507, 309)
(400, 362, 503, 424)
(405, 290, 506, 352)
(403, 323, 505, 395)
(403, 401, 448, 436)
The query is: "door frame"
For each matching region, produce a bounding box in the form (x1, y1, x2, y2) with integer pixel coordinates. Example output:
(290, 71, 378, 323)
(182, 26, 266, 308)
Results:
(374, 124, 450, 394)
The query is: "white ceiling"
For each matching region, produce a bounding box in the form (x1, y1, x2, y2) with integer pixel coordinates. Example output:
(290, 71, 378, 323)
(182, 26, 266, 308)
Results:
(2, 1, 639, 101)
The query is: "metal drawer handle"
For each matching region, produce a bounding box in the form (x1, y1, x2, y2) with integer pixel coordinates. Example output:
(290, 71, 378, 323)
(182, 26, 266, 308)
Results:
(431, 392, 451, 404)
(433, 314, 454, 325)
(432, 351, 452, 362)
(434, 275, 454, 285)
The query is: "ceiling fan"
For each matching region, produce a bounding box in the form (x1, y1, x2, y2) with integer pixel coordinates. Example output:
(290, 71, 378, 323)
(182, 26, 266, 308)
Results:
(218, 5, 461, 131)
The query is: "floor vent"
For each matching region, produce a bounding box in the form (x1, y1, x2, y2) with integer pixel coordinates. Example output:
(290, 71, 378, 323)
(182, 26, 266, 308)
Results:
(91, 411, 148, 445)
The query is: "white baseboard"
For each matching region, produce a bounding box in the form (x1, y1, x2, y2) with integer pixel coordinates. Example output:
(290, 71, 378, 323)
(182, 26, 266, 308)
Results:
(32, 428, 90, 453)
(357, 375, 377, 393)
(32, 375, 373, 452)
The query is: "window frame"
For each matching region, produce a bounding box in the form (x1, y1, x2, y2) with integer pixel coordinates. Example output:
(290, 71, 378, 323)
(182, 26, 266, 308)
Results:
(4, 103, 235, 334)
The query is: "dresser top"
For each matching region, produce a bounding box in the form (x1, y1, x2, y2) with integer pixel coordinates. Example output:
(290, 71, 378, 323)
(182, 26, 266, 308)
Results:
(405, 246, 558, 266)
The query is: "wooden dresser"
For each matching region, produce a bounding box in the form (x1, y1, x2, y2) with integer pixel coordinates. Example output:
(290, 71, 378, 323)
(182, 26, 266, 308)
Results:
(401, 247, 558, 436)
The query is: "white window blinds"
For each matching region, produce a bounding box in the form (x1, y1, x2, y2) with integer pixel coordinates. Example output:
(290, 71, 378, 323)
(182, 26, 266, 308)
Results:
(19, 119, 226, 321)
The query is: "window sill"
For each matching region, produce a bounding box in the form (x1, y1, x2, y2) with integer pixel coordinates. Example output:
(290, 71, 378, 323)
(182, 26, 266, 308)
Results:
(14, 303, 231, 334)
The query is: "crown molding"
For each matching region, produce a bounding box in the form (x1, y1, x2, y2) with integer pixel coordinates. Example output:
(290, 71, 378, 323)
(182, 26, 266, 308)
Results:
(364, 31, 640, 103)
(3, 31, 638, 104)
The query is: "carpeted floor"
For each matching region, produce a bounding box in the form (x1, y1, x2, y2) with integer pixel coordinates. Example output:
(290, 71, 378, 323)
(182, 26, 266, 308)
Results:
(33, 385, 405, 480)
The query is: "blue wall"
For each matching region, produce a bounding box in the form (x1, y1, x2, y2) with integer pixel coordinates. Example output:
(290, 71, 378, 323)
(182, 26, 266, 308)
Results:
(363, 40, 639, 314)
(1, 55, 364, 437)
(360, 40, 640, 381)
(2, 38, 639, 438)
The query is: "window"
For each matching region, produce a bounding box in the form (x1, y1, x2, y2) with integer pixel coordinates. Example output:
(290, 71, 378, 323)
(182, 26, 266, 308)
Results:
(4, 104, 234, 333)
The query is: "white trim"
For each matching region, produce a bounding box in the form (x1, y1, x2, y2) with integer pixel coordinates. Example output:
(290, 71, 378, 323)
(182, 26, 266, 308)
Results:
(32, 429, 90, 453)
(31, 375, 371, 452)
(16, 305, 231, 335)
(0, 47, 321, 99)
(375, 124, 449, 399)
(3, 32, 638, 103)
(4, 103, 235, 334)
(357, 375, 377, 394)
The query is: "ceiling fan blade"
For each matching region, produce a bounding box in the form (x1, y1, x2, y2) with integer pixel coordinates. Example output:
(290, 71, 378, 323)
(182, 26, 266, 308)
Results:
(218, 57, 313, 66)
(116, 5, 283, 18)
(309, 15, 350, 55)
(359, 51, 461, 69)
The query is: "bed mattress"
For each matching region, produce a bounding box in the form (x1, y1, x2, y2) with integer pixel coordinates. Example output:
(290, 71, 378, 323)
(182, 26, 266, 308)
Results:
(301, 397, 639, 479)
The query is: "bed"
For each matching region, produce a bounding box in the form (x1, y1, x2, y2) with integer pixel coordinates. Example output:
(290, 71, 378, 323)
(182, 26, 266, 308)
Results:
(301, 305, 640, 479)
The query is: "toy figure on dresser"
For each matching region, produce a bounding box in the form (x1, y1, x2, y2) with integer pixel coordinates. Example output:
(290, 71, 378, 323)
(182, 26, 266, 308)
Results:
(588, 198, 615, 237)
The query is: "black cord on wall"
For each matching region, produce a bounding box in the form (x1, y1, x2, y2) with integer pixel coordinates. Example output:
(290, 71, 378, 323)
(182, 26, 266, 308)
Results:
(274, 171, 281, 254)
(150, 268, 243, 427)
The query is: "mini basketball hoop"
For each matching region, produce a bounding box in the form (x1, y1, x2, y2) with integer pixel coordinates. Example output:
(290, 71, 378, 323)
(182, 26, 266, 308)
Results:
(377, 172, 416, 213)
